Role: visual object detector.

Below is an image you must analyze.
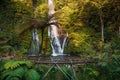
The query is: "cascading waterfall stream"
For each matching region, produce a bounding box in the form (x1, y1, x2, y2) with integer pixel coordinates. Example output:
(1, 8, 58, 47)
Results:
(61, 32, 68, 53)
(48, 0, 68, 56)
(29, 28, 40, 56)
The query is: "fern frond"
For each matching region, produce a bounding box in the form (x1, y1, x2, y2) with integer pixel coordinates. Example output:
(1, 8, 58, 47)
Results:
(6, 76, 20, 80)
(25, 69, 40, 80)
(13, 67, 25, 78)
(0, 60, 8, 72)
(4, 60, 15, 69)
(4, 60, 32, 70)
(1, 70, 12, 80)
(20, 61, 32, 68)
(1, 67, 25, 80)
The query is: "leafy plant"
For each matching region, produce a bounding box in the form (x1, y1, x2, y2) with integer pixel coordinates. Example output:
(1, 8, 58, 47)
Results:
(25, 69, 40, 80)
(76, 65, 99, 80)
(0, 60, 41, 80)
(4, 60, 32, 70)
(1, 67, 25, 80)
(1, 60, 27, 80)
(98, 53, 120, 80)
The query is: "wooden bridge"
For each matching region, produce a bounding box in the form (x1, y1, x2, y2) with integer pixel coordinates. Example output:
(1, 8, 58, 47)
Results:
(22, 55, 99, 65)
(25, 55, 99, 80)
(0, 55, 99, 80)
(0, 55, 98, 65)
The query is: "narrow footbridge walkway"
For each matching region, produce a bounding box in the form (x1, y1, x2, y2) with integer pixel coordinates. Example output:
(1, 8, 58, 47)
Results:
(25, 56, 99, 80)
(23, 55, 98, 65)
(0, 55, 99, 80)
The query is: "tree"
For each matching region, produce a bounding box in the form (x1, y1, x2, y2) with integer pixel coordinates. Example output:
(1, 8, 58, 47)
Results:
(91, 0, 109, 43)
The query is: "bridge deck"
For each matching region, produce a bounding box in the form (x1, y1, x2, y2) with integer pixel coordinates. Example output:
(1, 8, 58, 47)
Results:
(24, 56, 98, 65)
(0, 55, 99, 65)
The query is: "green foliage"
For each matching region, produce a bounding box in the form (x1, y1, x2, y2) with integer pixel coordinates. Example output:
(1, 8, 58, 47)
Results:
(36, 3, 48, 20)
(0, 29, 17, 55)
(62, 66, 74, 80)
(0, 60, 8, 75)
(98, 53, 120, 80)
(34, 65, 44, 74)
(76, 65, 99, 80)
(0, 45, 14, 55)
(25, 69, 40, 80)
(4, 60, 32, 70)
(0, 56, 120, 80)
(1, 67, 25, 80)
(0, 60, 40, 80)
(111, 37, 120, 54)
(0, 0, 120, 56)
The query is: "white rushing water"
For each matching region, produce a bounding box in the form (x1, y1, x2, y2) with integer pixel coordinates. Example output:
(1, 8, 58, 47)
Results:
(30, 28, 40, 55)
(48, 0, 68, 56)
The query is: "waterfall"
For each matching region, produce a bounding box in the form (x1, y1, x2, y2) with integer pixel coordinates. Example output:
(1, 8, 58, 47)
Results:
(61, 32, 68, 53)
(48, 0, 68, 56)
(29, 28, 40, 56)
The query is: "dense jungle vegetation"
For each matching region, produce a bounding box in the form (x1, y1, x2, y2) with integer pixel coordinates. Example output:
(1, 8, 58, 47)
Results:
(0, 0, 120, 80)
(0, 0, 120, 56)
(0, 54, 120, 80)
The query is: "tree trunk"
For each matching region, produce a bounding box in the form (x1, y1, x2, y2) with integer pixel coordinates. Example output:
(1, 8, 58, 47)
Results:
(119, 26, 120, 37)
(100, 9, 104, 42)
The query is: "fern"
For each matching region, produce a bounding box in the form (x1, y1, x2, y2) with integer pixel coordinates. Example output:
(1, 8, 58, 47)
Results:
(1, 60, 34, 80)
(1, 67, 25, 80)
(4, 60, 32, 70)
(25, 69, 40, 80)
(6, 77, 20, 80)
(34, 65, 44, 74)
(1, 70, 12, 80)
(98, 54, 120, 80)
(0, 60, 8, 72)
(12, 67, 25, 78)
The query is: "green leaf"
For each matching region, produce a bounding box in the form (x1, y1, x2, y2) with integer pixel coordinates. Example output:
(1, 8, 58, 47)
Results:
(1, 67, 25, 80)
(1, 70, 12, 80)
(25, 69, 40, 80)
(4, 60, 32, 70)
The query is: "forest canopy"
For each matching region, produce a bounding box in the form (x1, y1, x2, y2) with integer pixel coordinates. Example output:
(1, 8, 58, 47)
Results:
(0, 0, 120, 56)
